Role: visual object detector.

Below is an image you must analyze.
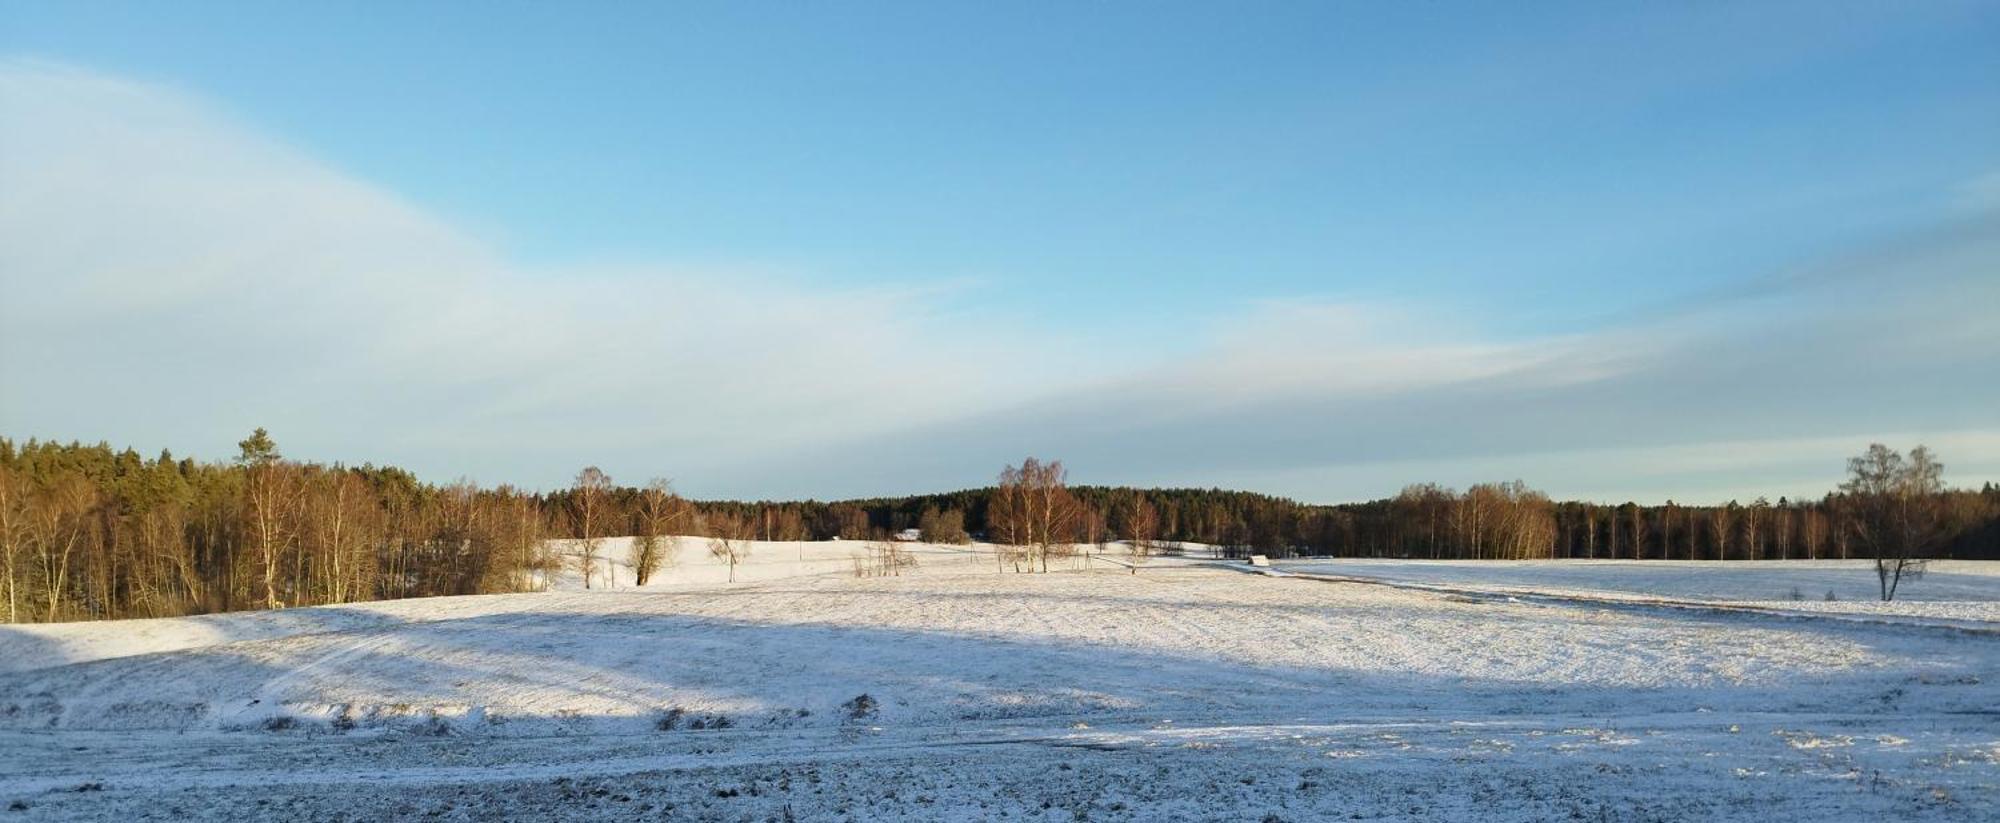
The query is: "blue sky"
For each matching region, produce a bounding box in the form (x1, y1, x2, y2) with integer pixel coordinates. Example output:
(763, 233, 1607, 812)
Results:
(2, 2, 1998, 501)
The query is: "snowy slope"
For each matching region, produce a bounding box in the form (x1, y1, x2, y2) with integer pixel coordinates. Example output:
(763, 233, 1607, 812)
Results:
(2, 555, 1996, 820)
(0, 538, 1178, 677)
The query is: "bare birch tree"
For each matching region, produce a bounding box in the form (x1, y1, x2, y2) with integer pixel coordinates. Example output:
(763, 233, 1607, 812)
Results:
(1124, 494, 1158, 573)
(236, 429, 297, 610)
(631, 478, 688, 585)
(706, 510, 753, 583)
(571, 466, 612, 589)
(0, 465, 22, 623)
(1707, 505, 1733, 561)
(989, 465, 1029, 572)
(1802, 507, 1828, 560)
(1841, 444, 1950, 601)
(1743, 498, 1769, 561)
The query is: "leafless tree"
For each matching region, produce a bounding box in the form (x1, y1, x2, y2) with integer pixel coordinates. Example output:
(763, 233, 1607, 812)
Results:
(1801, 506, 1828, 560)
(1021, 458, 1085, 572)
(1123, 494, 1159, 573)
(1743, 498, 1769, 561)
(1707, 505, 1733, 561)
(302, 469, 378, 605)
(495, 486, 549, 592)
(855, 539, 916, 577)
(1840, 444, 1950, 601)
(28, 472, 97, 621)
(631, 478, 688, 585)
(706, 510, 753, 583)
(0, 465, 23, 623)
(1581, 503, 1598, 559)
(1448, 482, 1554, 560)
(1078, 504, 1107, 566)
(988, 466, 1028, 572)
(1623, 503, 1646, 561)
(570, 466, 612, 589)
(1393, 483, 1452, 558)
(236, 430, 298, 610)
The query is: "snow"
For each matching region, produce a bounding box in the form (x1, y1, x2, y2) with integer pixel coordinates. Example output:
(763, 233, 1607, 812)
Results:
(2, 549, 1996, 820)
(1275, 558, 2000, 627)
(1273, 558, 2000, 603)
(540, 535, 1015, 589)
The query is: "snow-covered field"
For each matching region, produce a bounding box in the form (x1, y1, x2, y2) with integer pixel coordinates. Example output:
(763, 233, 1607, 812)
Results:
(1276, 558, 2000, 627)
(2, 546, 1996, 820)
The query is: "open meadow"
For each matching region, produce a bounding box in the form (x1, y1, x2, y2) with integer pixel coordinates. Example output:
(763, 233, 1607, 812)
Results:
(2, 543, 1995, 821)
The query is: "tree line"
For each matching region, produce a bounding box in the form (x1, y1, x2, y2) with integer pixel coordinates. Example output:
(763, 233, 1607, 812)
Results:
(4, 432, 1995, 622)
(0, 431, 554, 623)
(780, 472, 1998, 565)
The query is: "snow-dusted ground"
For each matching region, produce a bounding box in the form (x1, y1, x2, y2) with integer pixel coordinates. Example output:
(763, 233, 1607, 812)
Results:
(2, 549, 1996, 820)
(539, 535, 1059, 589)
(1275, 558, 2000, 627)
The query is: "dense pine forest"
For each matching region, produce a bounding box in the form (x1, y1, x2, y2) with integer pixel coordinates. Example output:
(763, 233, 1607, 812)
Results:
(3, 432, 1996, 623)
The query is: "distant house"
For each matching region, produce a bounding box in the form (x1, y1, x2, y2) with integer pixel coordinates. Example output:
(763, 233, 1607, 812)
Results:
(894, 528, 922, 542)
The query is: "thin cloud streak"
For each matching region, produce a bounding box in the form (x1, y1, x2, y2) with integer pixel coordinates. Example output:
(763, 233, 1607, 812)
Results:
(759, 216, 2000, 500)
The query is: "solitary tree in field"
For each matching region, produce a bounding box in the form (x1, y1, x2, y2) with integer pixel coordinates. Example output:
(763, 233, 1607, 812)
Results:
(571, 466, 612, 589)
(631, 479, 688, 586)
(706, 510, 753, 583)
(1840, 444, 1949, 602)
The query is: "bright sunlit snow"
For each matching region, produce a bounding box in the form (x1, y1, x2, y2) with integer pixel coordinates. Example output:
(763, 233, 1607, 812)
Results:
(3, 544, 1995, 820)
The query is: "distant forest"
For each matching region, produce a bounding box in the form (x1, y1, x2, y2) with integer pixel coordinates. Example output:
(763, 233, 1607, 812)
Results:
(3, 432, 1996, 623)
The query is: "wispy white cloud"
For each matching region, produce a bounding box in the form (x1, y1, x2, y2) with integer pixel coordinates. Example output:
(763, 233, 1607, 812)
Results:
(0, 59, 1089, 487)
(4, 59, 1995, 501)
(756, 213, 2000, 498)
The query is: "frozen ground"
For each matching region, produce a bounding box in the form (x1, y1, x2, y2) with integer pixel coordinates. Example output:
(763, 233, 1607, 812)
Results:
(2, 548, 1996, 820)
(1276, 558, 2000, 627)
